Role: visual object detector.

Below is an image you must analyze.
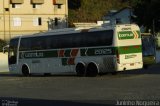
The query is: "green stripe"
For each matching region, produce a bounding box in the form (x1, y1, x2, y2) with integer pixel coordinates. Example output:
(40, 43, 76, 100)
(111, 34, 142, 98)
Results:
(62, 58, 68, 66)
(19, 51, 58, 59)
(80, 47, 115, 56)
(80, 49, 87, 56)
(64, 50, 71, 57)
(19, 45, 142, 66)
(19, 45, 142, 59)
(118, 45, 142, 54)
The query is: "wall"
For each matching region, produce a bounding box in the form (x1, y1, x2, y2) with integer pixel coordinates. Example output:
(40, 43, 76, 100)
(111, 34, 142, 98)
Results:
(0, 52, 9, 72)
(0, 0, 68, 41)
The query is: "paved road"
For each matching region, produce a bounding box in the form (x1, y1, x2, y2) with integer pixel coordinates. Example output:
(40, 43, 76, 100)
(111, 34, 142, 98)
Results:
(0, 64, 160, 106)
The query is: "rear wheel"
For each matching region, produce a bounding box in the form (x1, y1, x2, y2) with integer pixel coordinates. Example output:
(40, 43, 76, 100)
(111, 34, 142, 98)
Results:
(76, 63, 86, 77)
(86, 62, 98, 77)
(22, 65, 30, 77)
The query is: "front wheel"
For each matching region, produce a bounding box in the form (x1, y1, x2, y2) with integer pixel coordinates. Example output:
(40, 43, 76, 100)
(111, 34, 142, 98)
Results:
(22, 65, 30, 77)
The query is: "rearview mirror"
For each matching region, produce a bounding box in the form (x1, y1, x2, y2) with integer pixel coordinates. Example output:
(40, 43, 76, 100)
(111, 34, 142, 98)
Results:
(3, 45, 9, 54)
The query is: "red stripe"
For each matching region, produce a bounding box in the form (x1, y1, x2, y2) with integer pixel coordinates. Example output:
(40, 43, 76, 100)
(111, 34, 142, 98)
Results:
(67, 58, 75, 65)
(58, 50, 65, 57)
(71, 49, 79, 57)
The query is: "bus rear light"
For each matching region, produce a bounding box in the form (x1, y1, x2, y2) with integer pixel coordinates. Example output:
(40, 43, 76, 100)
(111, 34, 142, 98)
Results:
(134, 45, 140, 48)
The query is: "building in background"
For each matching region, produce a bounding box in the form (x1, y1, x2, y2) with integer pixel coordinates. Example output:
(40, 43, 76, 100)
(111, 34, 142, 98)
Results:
(103, 7, 135, 25)
(0, 0, 68, 41)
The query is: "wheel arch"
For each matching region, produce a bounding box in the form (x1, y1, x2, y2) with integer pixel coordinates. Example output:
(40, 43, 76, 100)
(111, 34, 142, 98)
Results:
(21, 63, 31, 74)
(75, 61, 86, 70)
(87, 61, 100, 73)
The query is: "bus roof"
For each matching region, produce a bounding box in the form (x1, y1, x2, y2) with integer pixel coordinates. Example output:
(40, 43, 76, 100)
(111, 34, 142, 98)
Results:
(11, 24, 139, 39)
(19, 26, 114, 39)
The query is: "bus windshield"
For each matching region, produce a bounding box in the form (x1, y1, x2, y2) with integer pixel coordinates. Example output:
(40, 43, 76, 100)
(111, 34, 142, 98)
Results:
(9, 38, 19, 65)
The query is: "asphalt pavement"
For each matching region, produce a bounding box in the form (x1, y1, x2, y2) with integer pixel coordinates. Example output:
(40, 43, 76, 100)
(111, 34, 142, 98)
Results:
(0, 64, 160, 106)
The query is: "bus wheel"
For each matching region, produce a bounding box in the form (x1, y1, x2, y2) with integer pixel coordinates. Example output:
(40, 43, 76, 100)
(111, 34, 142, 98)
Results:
(76, 63, 86, 77)
(22, 65, 30, 77)
(86, 62, 98, 77)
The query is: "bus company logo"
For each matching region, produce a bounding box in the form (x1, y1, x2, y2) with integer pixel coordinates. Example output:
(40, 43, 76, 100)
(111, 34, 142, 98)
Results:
(118, 31, 140, 40)
(20, 52, 44, 58)
(118, 32, 134, 40)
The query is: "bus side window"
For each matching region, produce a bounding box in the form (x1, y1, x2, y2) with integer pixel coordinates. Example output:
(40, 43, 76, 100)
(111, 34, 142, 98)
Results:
(46, 37, 52, 49)
(20, 38, 31, 51)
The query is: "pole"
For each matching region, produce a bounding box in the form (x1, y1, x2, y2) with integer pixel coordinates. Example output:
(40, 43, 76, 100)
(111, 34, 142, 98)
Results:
(9, 0, 11, 40)
(152, 19, 157, 63)
(3, 0, 6, 41)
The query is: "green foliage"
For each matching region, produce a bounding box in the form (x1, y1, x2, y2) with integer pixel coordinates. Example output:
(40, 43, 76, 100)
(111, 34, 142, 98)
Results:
(68, 0, 129, 26)
(132, 0, 160, 32)
(0, 39, 7, 52)
(68, 0, 81, 9)
(68, 0, 160, 32)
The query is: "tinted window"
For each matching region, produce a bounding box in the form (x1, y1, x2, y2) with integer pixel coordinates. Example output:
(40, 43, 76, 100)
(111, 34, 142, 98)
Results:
(31, 37, 45, 50)
(20, 30, 113, 51)
(53, 30, 113, 48)
(19, 38, 31, 51)
(9, 38, 19, 64)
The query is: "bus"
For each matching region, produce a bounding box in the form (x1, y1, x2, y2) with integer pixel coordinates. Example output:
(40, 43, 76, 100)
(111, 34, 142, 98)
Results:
(5, 24, 143, 77)
(141, 33, 156, 68)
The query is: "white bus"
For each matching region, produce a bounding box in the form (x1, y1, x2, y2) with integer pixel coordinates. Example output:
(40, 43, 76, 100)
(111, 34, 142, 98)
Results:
(6, 24, 143, 76)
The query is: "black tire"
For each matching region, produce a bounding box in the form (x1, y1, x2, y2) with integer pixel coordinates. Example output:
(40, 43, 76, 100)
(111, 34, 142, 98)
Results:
(22, 65, 30, 77)
(86, 63, 98, 77)
(76, 63, 86, 77)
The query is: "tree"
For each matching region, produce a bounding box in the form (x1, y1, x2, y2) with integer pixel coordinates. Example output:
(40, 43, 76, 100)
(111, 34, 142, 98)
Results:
(68, 0, 129, 27)
(132, 0, 160, 32)
(68, 0, 81, 9)
(0, 39, 7, 52)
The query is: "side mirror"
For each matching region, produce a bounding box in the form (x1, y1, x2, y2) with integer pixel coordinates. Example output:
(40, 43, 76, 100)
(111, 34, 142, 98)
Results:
(3, 45, 9, 54)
